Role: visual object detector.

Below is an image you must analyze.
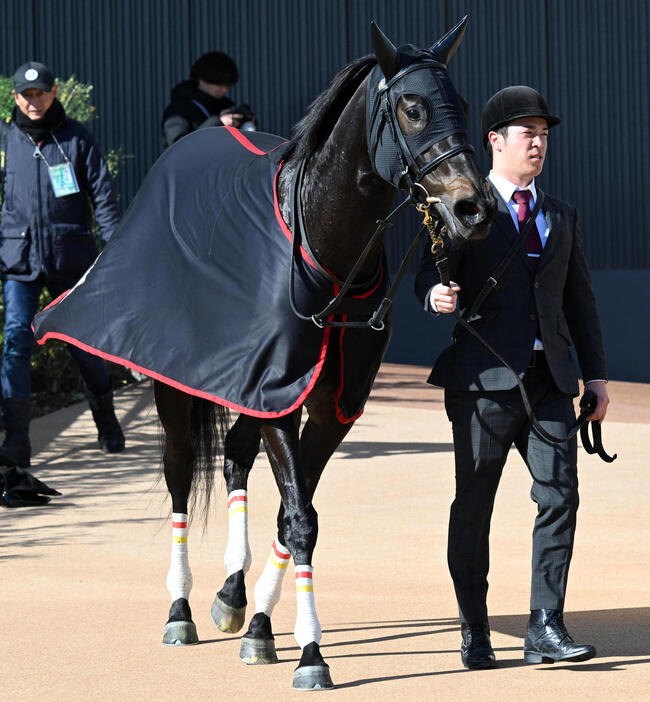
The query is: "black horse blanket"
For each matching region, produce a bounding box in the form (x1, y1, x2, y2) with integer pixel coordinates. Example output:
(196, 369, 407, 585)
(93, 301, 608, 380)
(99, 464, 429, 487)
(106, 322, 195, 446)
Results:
(33, 127, 390, 421)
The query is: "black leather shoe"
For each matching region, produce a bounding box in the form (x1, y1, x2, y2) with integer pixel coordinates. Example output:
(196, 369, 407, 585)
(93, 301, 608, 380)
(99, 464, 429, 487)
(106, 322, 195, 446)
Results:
(524, 609, 596, 663)
(461, 622, 497, 669)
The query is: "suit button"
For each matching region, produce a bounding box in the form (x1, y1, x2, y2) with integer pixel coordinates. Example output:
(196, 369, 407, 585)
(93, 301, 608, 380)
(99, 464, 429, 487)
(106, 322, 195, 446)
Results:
(534, 281, 540, 288)
(529, 313, 537, 321)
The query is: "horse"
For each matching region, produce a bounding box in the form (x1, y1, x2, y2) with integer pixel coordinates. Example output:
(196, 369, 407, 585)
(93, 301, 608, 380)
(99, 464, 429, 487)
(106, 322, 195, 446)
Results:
(33, 17, 497, 690)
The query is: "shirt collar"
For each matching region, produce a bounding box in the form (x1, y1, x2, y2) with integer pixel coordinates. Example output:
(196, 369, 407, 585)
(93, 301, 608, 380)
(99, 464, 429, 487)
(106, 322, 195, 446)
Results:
(488, 170, 538, 205)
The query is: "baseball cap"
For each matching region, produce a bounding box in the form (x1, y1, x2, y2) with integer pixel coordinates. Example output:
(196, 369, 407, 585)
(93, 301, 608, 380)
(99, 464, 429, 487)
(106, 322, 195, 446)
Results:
(13, 62, 55, 93)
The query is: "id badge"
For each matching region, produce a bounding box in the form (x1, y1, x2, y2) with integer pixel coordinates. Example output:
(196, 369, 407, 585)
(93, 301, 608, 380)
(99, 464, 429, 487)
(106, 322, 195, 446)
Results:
(48, 162, 80, 197)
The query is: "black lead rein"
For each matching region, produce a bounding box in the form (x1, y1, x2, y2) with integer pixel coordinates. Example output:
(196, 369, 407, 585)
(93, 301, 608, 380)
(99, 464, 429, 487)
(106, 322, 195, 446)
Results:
(288, 158, 426, 330)
(434, 204, 616, 461)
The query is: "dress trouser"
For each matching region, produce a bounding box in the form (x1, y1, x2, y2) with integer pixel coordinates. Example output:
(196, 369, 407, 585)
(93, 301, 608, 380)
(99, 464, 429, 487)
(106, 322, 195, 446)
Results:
(1, 277, 111, 399)
(444, 355, 578, 624)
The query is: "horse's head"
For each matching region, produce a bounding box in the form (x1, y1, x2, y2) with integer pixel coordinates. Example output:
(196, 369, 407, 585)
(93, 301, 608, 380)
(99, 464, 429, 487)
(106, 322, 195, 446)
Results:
(367, 17, 497, 242)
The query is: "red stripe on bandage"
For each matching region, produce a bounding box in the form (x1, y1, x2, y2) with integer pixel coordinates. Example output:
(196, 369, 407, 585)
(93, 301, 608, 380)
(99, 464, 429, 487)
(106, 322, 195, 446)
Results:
(227, 495, 248, 508)
(295, 571, 313, 580)
(272, 542, 291, 560)
(172, 521, 187, 529)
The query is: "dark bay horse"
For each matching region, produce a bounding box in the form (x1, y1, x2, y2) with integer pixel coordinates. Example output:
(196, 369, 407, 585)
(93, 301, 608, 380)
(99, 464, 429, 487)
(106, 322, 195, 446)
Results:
(156, 19, 495, 689)
(33, 17, 496, 691)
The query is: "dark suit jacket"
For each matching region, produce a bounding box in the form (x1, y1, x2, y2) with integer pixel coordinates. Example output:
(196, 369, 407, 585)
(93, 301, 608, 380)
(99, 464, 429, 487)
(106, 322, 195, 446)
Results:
(415, 183, 607, 395)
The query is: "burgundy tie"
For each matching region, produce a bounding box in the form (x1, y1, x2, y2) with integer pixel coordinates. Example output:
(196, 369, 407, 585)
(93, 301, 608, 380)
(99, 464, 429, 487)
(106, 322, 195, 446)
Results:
(512, 190, 543, 272)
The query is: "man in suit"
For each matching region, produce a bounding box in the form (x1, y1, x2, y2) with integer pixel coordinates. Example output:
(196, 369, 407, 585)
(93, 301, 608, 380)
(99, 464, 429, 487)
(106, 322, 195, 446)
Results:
(415, 86, 609, 669)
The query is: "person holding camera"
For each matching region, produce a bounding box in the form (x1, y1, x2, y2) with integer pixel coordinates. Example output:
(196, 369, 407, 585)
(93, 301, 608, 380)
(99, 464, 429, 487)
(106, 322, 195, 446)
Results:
(162, 51, 256, 148)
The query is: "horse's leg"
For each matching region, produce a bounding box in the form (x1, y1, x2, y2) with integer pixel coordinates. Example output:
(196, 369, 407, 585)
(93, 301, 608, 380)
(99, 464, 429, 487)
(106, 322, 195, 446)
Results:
(259, 410, 335, 689)
(210, 414, 261, 633)
(155, 380, 199, 646)
(238, 411, 301, 666)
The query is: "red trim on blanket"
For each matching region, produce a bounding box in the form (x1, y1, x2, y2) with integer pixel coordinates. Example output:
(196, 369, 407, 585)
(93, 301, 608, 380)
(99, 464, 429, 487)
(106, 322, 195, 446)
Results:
(223, 125, 267, 155)
(35, 325, 333, 419)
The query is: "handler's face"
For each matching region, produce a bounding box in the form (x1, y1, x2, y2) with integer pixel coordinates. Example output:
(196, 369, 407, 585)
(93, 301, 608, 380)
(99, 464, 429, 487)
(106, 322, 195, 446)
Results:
(490, 117, 548, 187)
(13, 85, 57, 120)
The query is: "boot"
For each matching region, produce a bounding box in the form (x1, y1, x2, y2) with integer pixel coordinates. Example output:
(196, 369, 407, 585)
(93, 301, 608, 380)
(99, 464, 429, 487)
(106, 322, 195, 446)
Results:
(85, 387, 125, 453)
(460, 622, 497, 669)
(524, 609, 596, 663)
(0, 397, 32, 467)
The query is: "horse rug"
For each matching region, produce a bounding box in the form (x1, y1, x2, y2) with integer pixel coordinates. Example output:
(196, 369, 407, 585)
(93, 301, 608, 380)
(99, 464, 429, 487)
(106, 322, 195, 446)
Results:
(33, 127, 391, 421)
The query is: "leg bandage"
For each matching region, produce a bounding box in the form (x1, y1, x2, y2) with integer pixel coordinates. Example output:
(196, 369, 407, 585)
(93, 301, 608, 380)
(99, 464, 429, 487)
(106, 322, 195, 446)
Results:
(254, 539, 290, 615)
(224, 490, 252, 577)
(166, 512, 193, 601)
(294, 564, 322, 648)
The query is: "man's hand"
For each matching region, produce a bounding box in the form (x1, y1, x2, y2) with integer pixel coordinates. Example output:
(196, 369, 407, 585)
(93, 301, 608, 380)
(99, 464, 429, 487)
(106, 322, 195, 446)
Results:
(219, 110, 244, 127)
(429, 281, 460, 314)
(584, 380, 609, 422)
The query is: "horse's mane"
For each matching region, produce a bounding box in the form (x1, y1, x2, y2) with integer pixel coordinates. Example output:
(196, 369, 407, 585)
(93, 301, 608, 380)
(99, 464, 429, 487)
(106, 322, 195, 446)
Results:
(283, 54, 377, 163)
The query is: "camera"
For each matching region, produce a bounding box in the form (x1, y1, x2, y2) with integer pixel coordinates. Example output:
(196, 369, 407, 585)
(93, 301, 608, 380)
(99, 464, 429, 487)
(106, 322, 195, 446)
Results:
(231, 103, 256, 131)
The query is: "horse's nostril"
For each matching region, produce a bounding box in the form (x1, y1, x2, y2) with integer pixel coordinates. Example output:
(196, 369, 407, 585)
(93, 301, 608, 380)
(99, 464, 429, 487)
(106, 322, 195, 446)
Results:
(454, 199, 483, 224)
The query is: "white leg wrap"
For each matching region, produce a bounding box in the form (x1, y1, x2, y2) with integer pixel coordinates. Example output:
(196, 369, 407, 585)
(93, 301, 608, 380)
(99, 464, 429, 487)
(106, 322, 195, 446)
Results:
(253, 539, 290, 615)
(294, 564, 322, 648)
(166, 512, 193, 601)
(224, 490, 252, 577)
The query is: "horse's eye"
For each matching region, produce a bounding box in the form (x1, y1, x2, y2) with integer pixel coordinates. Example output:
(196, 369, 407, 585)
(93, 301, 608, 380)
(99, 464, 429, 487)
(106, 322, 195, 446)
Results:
(405, 108, 421, 121)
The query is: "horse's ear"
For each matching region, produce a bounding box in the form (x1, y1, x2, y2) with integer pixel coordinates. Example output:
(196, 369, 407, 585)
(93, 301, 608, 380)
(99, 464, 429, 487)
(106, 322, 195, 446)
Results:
(430, 15, 469, 66)
(371, 21, 398, 81)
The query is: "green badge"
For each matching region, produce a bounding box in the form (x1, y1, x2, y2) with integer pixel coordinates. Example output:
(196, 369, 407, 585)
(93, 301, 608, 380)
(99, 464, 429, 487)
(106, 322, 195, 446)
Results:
(48, 162, 80, 197)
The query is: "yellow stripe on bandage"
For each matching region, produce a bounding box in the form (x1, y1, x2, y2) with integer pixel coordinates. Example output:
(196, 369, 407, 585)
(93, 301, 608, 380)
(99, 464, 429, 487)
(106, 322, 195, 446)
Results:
(228, 505, 248, 518)
(173, 536, 187, 543)
(270, 554, 289, 569)
(296, 585, 314, 592)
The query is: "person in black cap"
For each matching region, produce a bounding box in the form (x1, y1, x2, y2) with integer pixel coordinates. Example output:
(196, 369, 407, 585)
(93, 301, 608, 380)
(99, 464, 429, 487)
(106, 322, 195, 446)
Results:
(0, 61, 125, 466)
(415, 86, 609, 668)
(161, 51, 257, 148)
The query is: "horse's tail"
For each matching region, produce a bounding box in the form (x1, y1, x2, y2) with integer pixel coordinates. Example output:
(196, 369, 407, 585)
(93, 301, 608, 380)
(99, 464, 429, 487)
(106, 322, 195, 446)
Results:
(189, 397, 231, 522)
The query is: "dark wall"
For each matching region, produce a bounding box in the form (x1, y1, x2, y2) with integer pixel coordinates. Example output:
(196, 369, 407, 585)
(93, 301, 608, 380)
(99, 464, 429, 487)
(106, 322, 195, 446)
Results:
(2, 0, 648, 379)
(1, 0, 647, 269)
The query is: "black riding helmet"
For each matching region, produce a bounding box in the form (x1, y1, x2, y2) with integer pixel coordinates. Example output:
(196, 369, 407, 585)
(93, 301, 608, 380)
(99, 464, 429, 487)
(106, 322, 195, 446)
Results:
(480, 85, 560, 149)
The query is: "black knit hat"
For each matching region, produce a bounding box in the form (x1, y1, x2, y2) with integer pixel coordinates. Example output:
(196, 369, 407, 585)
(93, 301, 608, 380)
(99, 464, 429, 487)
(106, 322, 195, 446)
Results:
(481, 85, 560, 148)
(190, 51, 239, 86)
(13, 61, 55, 93)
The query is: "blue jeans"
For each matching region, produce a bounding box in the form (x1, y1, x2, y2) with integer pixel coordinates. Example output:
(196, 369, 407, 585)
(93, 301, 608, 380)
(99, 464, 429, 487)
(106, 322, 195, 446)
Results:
(1, 277, 111, 399)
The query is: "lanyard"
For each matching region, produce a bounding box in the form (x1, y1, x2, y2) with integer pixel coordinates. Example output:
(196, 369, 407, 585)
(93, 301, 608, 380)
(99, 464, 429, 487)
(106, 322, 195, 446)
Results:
(27, 131, 71, 167)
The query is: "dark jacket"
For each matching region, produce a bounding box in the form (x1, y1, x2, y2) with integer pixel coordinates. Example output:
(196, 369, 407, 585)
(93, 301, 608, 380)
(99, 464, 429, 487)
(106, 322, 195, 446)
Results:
(415, 185, 607, 396)
(161, 80, 234, 147)
(0, 117, 120, 282)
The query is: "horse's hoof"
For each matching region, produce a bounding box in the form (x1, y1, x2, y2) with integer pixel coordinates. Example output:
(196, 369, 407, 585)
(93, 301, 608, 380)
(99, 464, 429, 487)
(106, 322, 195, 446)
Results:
(162, 620, 199, 646)
(239, 636, 279, 665)
(211, 595, 246, 633)
(293, 665, 334, 690)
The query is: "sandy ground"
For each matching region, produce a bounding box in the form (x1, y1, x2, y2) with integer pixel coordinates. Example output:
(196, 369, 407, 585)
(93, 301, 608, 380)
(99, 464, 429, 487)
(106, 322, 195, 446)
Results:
(2, 363, 648, 701)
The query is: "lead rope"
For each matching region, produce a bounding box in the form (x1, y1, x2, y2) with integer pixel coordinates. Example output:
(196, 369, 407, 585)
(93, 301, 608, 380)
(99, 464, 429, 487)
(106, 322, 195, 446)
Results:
(419, 198, 616, 460)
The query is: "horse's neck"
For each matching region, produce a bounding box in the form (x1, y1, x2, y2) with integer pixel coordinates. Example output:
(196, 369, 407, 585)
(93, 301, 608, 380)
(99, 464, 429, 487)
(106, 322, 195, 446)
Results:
(282, 87, 394, 282)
